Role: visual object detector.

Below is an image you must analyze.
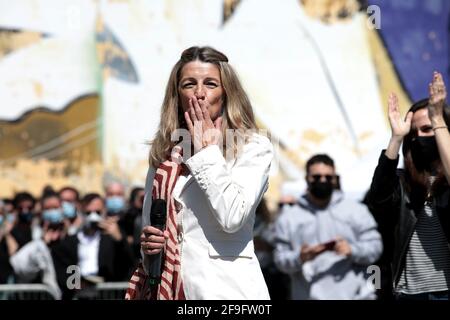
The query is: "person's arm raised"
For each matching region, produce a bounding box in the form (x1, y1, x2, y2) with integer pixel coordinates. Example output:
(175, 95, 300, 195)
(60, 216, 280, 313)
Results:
(428, 71, 450, 184)
(385, 93, 413, 160)
(365, 93, 410, 214)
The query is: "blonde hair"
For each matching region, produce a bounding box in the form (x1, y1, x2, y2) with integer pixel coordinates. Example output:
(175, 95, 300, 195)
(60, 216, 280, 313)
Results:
(149, 46, 257, 168)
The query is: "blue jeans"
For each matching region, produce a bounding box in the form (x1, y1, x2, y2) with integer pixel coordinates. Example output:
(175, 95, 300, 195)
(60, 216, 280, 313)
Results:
(395, 291, 449, 300)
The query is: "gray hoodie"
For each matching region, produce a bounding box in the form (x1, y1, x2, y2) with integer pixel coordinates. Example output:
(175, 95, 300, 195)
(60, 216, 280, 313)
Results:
(10, 239, 62, 300)
(273, 191, 382, 300)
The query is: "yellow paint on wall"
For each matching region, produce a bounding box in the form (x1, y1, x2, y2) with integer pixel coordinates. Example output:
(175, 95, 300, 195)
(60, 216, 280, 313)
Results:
(0, 94, 101, 198)
(33, 81, 43, 98)
(0, 159, 104, 199)
(0, 30, 43, 59)
(300, 0, 362, 23)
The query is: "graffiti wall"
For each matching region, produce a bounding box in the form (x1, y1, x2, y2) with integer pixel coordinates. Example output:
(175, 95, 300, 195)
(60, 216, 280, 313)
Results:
(0, 0, 449, 207)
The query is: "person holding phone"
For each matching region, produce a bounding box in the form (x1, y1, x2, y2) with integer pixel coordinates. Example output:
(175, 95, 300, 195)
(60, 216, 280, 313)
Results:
(273, 154, 382, 300)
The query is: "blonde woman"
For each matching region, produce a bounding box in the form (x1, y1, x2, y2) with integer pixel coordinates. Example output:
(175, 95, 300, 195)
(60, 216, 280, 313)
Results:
(126, 46, 273, 300)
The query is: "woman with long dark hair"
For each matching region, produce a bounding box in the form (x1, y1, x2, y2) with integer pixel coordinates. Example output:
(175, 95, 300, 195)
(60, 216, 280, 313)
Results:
(366, 71, 450, 300)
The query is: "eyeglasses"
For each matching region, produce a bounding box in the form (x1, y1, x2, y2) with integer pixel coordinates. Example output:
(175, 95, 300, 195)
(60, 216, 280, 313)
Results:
(310, 174, 335, 182)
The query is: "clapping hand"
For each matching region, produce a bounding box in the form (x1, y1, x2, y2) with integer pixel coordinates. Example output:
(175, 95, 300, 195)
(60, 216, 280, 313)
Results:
(387, 92, 413, 140)
(42, 222, 63, 244)
(99, 216, 122, 241)
(428, 71, 447, 124)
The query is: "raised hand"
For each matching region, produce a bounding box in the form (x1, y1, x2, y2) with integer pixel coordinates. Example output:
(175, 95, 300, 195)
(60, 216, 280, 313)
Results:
(42, 222, 63, 244)
(184, 96, 223, 154)
(99, 216, 122, 241)
(3, 219, 14, 235)
(387, 92, 412, 139)
(0, 219, 14, 239)
(428, 71, 447, 123)
(385, 93, 412, 159)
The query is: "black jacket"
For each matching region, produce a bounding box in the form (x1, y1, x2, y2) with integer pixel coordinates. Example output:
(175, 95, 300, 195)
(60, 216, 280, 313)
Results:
(51, 232, 134, 299)
(366, 151, 450, 287)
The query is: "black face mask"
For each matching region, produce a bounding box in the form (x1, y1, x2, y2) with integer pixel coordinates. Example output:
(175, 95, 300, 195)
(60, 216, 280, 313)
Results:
(411, 136, 439, 170)
(308, 181, 333, 199)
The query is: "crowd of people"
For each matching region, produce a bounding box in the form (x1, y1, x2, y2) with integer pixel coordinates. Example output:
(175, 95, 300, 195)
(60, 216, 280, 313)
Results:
(0, 183, 144, 299)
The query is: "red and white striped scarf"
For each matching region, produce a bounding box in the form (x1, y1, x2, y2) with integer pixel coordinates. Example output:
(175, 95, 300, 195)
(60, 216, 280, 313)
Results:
(125, 149, 185, 300)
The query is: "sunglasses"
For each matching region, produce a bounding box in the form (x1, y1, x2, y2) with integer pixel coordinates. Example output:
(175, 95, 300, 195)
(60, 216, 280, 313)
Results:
(84, 210, 102, 216)
(310, 174, 335, 182)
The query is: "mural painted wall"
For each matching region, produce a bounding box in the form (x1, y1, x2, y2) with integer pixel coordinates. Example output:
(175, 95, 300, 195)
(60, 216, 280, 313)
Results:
(0, 0, 449, 209)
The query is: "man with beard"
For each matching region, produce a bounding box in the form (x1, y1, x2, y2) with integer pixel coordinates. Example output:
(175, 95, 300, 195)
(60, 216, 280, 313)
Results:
(274, 154, 382, 300)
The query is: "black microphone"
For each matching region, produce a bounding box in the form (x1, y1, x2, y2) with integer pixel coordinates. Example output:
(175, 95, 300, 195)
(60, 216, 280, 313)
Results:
(146, 199, 167, 286)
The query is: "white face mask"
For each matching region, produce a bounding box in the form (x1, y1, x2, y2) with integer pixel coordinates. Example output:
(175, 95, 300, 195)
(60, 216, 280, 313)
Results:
(83, 212, 103, 231)
(67, 225, 79, 236)
(86, 212, 102, 223)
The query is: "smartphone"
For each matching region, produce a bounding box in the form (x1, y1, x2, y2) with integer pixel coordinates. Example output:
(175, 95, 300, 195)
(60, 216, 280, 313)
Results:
(90, 221, 101, 230)
(322, 240, 336, 251)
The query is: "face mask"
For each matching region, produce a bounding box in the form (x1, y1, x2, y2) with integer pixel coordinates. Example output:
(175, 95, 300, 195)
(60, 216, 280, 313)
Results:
(19, 211, 33, 224)
(67, 225, 79, 236)
(308, 181, 333, 199)
(106, 196, 125, 214)
(411, 136, 439, 170)
(42, 208, 64, 224)
(7, 213, 16, 224)
(62, 201, 77, 219)
(0, 214, 13, 226)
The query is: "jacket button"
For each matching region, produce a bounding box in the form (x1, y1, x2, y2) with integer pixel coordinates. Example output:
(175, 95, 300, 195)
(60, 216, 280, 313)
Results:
(177, 232, 184, 243)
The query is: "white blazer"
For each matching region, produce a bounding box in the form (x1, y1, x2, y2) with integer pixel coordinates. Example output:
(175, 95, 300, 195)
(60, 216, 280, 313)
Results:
(142, 133, 273, 300)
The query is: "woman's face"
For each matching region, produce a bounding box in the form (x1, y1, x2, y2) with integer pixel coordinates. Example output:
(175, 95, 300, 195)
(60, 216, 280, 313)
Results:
(178, 61, 224, 121)
(411, 108, 434, 138)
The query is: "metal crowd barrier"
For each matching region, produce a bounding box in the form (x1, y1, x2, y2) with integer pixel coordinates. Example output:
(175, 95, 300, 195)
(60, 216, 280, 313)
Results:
(0, 284, 57, 300)
(96, 282, 128, 299)
(0, 282, 129, 300)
